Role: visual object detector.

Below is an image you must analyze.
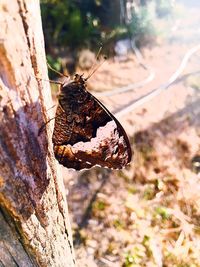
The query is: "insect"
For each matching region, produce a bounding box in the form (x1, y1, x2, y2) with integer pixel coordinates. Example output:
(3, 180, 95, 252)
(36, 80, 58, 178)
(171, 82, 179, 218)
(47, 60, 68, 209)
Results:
(40, 62, 132, 170)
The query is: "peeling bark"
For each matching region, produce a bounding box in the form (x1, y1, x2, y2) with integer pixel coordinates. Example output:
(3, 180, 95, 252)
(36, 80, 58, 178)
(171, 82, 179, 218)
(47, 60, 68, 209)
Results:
(0, 1, 75, 266)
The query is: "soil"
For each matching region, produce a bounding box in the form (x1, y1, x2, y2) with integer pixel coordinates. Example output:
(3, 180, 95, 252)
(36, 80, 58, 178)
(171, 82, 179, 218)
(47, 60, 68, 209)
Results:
(62, 3, 200, 266)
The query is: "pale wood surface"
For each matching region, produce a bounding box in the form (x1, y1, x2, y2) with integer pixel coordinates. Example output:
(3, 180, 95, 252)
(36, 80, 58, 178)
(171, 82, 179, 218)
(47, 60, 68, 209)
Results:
(0, 1, 75, 266)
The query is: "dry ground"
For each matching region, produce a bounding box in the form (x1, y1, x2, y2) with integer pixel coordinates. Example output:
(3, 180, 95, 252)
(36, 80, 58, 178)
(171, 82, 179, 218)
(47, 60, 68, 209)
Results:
(62, 3, 200, 267)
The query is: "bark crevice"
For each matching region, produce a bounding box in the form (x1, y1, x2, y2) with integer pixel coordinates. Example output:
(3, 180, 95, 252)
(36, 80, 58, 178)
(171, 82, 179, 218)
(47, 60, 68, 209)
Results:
(0, 1, 75, 266)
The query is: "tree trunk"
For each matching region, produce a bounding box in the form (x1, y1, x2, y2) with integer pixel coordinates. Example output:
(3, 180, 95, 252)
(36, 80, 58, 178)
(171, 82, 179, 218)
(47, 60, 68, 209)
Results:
(0, 1, 75, 266)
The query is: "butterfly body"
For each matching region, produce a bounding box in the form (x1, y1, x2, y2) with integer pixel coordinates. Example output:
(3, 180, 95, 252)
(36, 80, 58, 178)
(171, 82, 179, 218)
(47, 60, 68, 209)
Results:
(52, 74, 132, 170)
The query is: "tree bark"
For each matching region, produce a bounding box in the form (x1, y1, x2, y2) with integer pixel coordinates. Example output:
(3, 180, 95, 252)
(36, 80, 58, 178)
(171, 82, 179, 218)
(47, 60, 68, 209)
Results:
(0, 1, 75, 266)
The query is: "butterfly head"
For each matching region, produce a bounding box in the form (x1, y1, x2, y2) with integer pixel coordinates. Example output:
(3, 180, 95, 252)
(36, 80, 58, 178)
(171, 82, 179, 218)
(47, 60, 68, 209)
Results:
(61, 74, 86, 92)
(73, 74, 86, 85)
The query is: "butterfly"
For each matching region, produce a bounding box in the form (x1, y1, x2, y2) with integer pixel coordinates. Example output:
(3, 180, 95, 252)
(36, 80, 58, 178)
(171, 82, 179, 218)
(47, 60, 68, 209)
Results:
(51, 73, 132, 170)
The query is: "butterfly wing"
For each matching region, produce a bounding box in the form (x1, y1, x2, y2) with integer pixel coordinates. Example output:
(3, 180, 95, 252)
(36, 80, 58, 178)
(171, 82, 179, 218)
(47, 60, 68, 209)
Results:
(52, 79, 132, 170)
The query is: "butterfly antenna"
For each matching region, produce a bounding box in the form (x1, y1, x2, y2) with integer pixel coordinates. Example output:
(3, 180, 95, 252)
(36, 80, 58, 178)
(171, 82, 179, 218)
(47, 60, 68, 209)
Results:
(88, 46, 102, 73)
(86, 55, 107, 80)
(47, 62, 68, 78)
(85, 45, 106, 80)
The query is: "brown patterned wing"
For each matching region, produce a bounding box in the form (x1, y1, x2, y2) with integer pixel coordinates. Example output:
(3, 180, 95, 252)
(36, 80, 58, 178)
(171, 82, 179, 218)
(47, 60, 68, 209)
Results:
(52, 78, 132, 170)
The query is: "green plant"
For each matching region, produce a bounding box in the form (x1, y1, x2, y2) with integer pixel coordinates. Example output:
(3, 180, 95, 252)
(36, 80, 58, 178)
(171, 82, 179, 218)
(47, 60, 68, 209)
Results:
(41, 0, 100, 50)
(93, 200, 106, 211)
(128, 2, 157, 39)
(123, 252, 136, 267)
(155, 206, 170, 220)
(156, 0, 173, 17)
(123, 245, 146, 267)
(113, 219, 125, 229)
(143, 185, 155, 200)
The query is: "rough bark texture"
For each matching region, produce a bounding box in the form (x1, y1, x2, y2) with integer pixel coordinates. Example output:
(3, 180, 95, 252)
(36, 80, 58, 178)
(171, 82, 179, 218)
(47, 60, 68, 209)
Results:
(0, 1, 75, 266)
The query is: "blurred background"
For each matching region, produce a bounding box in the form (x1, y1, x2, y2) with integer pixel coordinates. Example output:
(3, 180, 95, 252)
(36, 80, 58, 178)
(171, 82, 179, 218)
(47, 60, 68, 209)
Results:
(40, 0, 200, 266)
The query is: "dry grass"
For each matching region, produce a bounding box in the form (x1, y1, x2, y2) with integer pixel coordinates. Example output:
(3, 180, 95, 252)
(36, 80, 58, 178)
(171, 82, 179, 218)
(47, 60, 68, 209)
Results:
(67, 111, 200, 267)
(63, 4, 200, 266)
